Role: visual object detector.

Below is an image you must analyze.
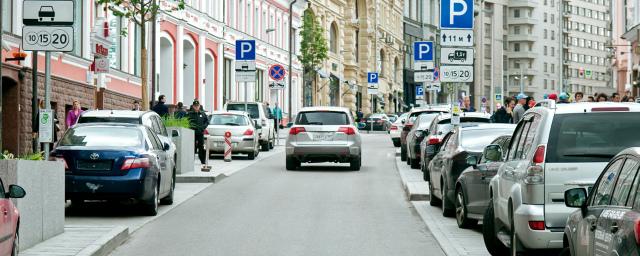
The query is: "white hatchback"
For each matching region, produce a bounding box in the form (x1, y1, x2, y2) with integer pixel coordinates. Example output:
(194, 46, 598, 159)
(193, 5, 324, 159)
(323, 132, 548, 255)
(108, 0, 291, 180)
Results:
(390, 113, 408, 147)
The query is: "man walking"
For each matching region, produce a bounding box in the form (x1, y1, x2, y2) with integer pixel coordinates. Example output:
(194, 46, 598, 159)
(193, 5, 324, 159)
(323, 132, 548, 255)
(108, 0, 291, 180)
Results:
(132, 100, 142, 111)
(152, 95, 169, 117)
(187, 100, 209, 168)
(512, 93, 527, 124)
(491, 97, 514, 124)
(272, 103, 283, 132)
(461, 96, 476, 112)
(174, 102, 187, 119)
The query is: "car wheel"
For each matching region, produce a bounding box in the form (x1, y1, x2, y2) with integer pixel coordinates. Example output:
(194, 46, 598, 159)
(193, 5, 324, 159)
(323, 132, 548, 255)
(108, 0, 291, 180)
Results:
(392, 140, 401, 147)
(410, 157, 420, 169)
(286, 156, 299, 171)
(455, 187, 478, 228)
(559, 247, 571, 256)
(269, 139, 274, 149)
(248, 151, 256, 160)
(429, 182, 441, 206)
(422, 163, 430, 182)
(406, 155, 412, 166)
(11, 229, 18, 256)
(261, 141, 269, 151)
(400, 145, 407, 161)
(483, 198, 508, 256)
(160, 170, 175, 205)
(350, 155, 361, 171)
(142, 182, 159, 216)
(442, 181, 455, 217)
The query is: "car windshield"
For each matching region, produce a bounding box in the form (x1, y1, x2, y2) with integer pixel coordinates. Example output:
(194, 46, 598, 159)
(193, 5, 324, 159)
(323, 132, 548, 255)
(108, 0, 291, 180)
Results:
(368, 114, 386, 120)
(78, 116, 141, 124)
(227, 104, 259, 119)
(296, 111, 349, 125)
(547, 112, 640, 163)
(461, 129, 514, 152)
(417, 114, 439, 129)
(59, 126, 142, 147)
(210, 114, 247, 126)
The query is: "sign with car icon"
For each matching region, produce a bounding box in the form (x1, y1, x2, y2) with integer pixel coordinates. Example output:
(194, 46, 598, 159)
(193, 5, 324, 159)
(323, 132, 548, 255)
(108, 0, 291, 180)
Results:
(441, 48, 474, 65)
(22, 0, 75, 52)
(23, 0, 75, 26)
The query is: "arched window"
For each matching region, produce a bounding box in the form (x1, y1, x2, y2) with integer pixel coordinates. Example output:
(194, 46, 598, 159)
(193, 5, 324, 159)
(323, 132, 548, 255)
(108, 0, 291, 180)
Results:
(378, 49, 385, 76)
(330, 22, 338, 53)
(394, 57, 399, 82)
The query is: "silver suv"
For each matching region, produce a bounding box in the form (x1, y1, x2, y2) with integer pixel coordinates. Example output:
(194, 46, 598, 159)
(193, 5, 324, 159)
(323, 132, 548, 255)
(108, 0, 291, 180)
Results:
(483, 101, 640, 255)
(226, 102, 276, 151)
(285, 107, 361, 171)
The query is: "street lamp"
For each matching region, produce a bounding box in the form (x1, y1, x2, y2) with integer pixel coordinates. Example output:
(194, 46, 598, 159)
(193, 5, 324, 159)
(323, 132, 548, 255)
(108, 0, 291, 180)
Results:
(513, 74, 529, 95)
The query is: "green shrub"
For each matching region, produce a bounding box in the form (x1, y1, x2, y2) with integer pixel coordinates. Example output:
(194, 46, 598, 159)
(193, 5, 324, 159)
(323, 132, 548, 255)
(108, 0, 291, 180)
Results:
(163, 116, 191, 129)
(0, 150, 44, 160)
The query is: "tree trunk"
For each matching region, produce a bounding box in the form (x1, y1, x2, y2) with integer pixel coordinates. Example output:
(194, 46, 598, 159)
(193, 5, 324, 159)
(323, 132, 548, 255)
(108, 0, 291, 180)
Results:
(141, 22, 149, 110)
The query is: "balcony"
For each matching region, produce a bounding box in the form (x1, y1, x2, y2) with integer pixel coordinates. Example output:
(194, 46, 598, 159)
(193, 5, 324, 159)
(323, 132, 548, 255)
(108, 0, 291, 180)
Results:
(509, 0, 539, 8)
(507, 68, 540, 76)
(507, 34, 539, 42)
(506, 51, 537, 59)
(508, 17, 539, 25)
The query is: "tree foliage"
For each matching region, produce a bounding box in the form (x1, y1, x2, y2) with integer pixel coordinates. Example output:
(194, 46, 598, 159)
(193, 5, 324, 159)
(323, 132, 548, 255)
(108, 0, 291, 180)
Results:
(299, 9, 328, 74)
(96, 0, 185, 27)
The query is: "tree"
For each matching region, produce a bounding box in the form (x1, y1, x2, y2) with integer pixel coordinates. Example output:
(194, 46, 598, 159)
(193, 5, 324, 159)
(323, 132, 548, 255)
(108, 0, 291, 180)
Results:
(299, 9, 328, 99)
(96, 0, 185, 110)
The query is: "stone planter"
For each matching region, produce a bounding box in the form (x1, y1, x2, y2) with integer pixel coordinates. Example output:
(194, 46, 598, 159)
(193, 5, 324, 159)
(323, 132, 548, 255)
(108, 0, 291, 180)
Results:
(167, 127, 195, 174)
(0, 160, 64, 250)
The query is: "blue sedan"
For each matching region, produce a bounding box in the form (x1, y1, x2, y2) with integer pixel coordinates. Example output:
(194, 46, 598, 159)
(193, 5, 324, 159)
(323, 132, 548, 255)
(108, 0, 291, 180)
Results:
(51, 123, 176, 216)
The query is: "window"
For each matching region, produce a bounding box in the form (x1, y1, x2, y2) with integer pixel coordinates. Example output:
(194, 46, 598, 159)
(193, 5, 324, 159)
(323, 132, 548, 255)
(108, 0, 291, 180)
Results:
(329, 22, 338, 53)
(592, 159, 623, 206)
(544, 29, 548, 39)
(514, 9, 521, 18)
(611, 158, 640, 206)
(2, 0, 11, 32)
(223, 58, 232, 104)
(72, 0, 83, 56)
(551, 64, 555, 73)
(355, 30, 359, 63)
(134, 24, 142, 75)
(514, 26, 521, 34)
(520, 115, 541, 157)
(296, 111, 350, 125)
(60, 127, 143, 147)
(551, 47, 555, 57)
(508, 121, 530, 160)
(544, 62, 548, 72)
(544, 79, 548, 89)
(544, 46, 548, 56)
(513, 43, 520, 52)
(544, 12, 548, 22)
(378, 49, 385, 75)
(551, 14, 555, 24)
(551, 31, 555, 40)
(551, 80, 555, 90)
(108, 15, 122, 69)
(514, 61, 520, 68)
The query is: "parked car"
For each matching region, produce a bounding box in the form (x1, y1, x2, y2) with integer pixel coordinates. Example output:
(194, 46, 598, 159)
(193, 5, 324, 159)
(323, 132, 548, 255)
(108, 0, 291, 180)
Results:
(405, 113, 440, 169)
(562, 147, 640, 256)
(428, 124, 515, 218)
(52, 123, 176, 216)
(387, 114, 399, 123)
(420, 112, 492, 181)
(285, 107, 362, 171)
(225, 102, 275, 151)
(0, 178, 25, 256)
(206, 111, 260, 160)
(400, 105, 450, 161)
(390, 113, 409, 147)
(455, 135, 512, 228)
(360, 114, 391, 131)
(484, 101, 640, 255)
(77, 110, 176, 163)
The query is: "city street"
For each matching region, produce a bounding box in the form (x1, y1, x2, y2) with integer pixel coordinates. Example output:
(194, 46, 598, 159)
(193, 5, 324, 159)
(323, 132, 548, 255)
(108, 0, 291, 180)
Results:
(109, 133, 445, 256)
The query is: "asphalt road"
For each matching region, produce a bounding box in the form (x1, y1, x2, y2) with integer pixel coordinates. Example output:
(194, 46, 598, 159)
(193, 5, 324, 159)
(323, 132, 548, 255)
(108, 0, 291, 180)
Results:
(110, 133, 446, 256)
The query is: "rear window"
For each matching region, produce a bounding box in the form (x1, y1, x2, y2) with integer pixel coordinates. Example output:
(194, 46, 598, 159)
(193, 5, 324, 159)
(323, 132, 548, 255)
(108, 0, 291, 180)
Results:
(296, 111, 350, 125)
(462, 129, 514, 152)
(77, 117, 141, 124)
(227, 104, 259, 119)
(547, 113, 640, 163)
(59, 127, 142, 147)
(210, 114, 248, 126)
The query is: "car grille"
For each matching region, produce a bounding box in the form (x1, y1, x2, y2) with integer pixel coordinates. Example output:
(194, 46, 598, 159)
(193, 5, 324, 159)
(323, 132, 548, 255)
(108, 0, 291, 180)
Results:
(76, 160, 113, 171)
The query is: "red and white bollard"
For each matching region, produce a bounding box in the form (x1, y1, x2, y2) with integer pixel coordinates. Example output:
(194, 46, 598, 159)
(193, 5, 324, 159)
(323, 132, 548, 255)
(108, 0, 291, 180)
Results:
(224, 131, 232, 162)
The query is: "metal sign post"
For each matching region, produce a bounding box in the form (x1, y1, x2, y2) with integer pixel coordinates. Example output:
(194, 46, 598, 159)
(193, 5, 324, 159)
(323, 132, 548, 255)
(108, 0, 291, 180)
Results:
(367, 72, 379, 133)
(235, 40, 256, 114)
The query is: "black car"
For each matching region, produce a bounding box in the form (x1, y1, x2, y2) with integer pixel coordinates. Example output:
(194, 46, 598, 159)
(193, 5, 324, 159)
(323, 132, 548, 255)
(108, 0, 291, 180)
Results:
(420, 112, 492, 181)
(428, 123, 515, 217)
(51, 123, 176, 216)
(400, 106, 451, 161)
(454, 135, 512, 228)
(360, 114, 391, 131)
(405, 113, 439, 169)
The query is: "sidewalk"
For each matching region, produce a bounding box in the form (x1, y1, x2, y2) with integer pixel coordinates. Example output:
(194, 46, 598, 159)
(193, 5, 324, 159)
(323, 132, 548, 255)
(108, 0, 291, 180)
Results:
(394, 152, 490, 256)
(21, 139, 286, 256)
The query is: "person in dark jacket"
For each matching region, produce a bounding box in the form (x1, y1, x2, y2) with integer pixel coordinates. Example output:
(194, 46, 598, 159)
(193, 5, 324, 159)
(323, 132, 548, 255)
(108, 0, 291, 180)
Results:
(174, 102, 187, 119)
(491, 97, 514, 124)
(151, 95, 169, 117)
(187, 100, 209, 167)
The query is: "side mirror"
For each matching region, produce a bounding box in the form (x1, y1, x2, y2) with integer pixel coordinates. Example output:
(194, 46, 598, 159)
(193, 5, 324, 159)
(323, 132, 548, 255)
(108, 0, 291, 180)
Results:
(163, 142, 171, 151)
(483, 144, 503, 162)
(401, 120, 406, 124)
(8, 185, 25, 199)
(466, 155, 479, 167)
(357, 122, 366, 129)
(565, 188, 588, 210)
(171, 130, 180, 137)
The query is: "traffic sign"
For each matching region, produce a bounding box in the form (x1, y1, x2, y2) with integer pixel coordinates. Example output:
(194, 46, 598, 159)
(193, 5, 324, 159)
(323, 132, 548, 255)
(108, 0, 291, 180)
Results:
(367, 84, 378, 95)
(441, 48, 474, 65)
(414, 61, 434, 71)
(235, 40, 256, 60)
(440, 66, 474, 82)
(38, 109, 54, 143)
(496, 94, 502, 101)
(95, 58, 109, 73)
(269, 81, 285, 90)
(415, 72, 434, 82)
(235, 61, 256, 71)
(440, 30, 474, 47)
(236, 71, 256, 82)
(23, 0, 75, 26)
(269, 64, 286, 81)
(416, 85, 424, 100)
(426, 83, 441, 91)
(367, 72, 379, 84)
(433, 67, 440, 81)
(23, 26, 74, 52)
(440, 0, 474, 29)
(413, 41, 434, 61)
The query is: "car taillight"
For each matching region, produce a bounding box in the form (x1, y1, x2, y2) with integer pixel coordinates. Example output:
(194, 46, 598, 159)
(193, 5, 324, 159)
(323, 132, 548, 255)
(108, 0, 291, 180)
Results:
(204, 129, 209, 135)
(289, 127, 306, 135)
(390, 125, 398, 131)
(337, 127, 356, 135)
(428, 137, 440, 145)
(525, 145, 546, 184)
(635, 219, 640, 244)
(533, 145, 546, 164)
(49, 156, 68, 169)
(243, 129, 254, 136)
(528, 221, 545, 230)
(121, 158, 150, 171)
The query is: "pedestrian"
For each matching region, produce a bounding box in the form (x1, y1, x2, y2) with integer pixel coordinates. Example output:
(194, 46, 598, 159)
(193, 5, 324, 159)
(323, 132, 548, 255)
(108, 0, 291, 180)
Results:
(628, 97, 636, 102)
(612, 93, 621, 102)
(558, 93, 570, 104)
(174, 102, 187, 119)
(151, 95, 169, 117)
(491, 97, 514, 124)
(461, 96, 475, 112)
(512, 93, 527, 124)
(356, 109, 364, 122)
(187, 100, 209, 168)
(65, 100, 83, 128)
(272, 102, 283, 132)
(132, 100, 142, 111)
(547, 93, 558, 102)
(596, 93, 608, 102)
(527, 98, 537, 108)
(574, 92, 584, 102)
(587, 96, 595, 102)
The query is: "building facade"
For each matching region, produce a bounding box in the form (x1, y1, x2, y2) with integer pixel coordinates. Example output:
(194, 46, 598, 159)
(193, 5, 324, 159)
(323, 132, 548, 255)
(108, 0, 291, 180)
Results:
(622, 0, 640, 98)
(305, 0, 404, 115)
(611, 0, 632, 96)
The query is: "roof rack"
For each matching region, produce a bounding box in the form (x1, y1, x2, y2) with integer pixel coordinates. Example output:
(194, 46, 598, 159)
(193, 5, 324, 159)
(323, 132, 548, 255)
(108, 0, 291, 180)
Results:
(534, 99, 556, 109)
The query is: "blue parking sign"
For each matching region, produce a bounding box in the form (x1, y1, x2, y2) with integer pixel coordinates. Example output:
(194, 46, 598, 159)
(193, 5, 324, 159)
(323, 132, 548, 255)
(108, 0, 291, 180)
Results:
(414, 42, 434, 61)
(235, 40, 256, 60)
(368, 72, 379, 84)
(416, 86, 424, 96)
(440, 0, 474, 29)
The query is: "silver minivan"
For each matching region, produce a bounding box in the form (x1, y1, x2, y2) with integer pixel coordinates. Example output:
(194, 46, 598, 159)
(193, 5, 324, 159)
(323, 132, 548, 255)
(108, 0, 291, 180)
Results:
(484, 101, 640, 255)
(285, 107, 362, 171)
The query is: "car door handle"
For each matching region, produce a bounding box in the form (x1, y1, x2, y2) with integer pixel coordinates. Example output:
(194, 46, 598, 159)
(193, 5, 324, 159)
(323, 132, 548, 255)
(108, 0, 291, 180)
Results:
(610, 223, 619, 233)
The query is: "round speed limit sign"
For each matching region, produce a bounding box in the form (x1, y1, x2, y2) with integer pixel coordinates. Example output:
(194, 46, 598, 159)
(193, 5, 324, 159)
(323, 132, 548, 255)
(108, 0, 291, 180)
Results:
(22, 26, 74, 52)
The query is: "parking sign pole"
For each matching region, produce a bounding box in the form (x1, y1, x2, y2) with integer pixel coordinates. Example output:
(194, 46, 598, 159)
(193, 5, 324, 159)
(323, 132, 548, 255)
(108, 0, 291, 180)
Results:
(44, 51, 52, 157)
(31, 50, 39, 153)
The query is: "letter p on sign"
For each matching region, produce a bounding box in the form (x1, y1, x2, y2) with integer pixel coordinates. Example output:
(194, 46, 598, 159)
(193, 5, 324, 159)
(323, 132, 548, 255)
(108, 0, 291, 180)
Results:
(413, 41, 434, 61)
(440, 0, 474, 29)
(368, 72, 379, 84)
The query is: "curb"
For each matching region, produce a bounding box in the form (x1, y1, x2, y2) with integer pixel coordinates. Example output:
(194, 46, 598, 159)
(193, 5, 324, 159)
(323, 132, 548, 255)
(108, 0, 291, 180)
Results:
(394, 156, 429, 201)
(176, 173, 228, 183)
(75, 226, 129, 256)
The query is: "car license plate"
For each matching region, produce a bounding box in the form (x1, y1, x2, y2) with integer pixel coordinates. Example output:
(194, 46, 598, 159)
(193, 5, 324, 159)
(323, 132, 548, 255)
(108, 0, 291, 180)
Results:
(314, 133, 332, 141)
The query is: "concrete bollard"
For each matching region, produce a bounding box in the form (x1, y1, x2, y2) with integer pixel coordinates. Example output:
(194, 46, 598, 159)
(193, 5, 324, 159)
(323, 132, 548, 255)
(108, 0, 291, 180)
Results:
(224, 131, 232, 162)
(201, 135, 212, 172)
